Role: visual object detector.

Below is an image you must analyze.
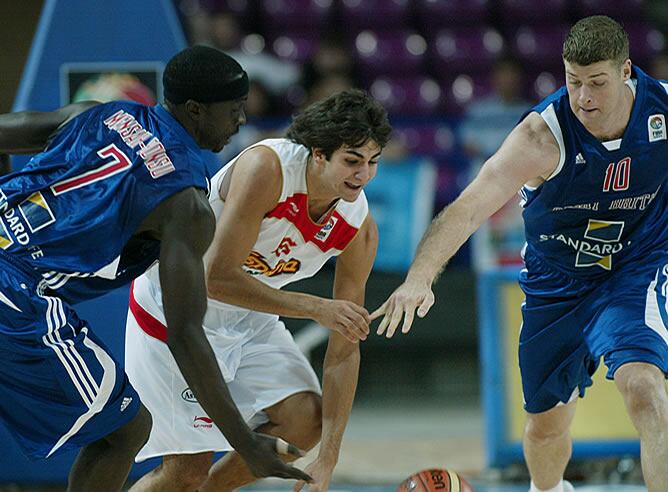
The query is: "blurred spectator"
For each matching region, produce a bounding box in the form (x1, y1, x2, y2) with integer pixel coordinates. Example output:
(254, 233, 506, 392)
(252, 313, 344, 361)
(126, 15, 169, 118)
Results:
(298, 36, 360, 107)
(649, 49, 668, 80)
(208, 11, 300, 96)
(0, 154, 10, 176)
(458, 55, 531, 271)
(459, 55, 529, 162)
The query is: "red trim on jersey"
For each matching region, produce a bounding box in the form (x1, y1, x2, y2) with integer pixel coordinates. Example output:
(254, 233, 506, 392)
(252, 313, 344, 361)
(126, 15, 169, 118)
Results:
(129, 281, 168, 342)
(266, 193, 361, 252)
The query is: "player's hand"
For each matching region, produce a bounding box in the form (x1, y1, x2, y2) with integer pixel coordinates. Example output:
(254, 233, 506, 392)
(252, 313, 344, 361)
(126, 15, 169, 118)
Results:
(313, 299, 370, 343)
(292, 457, 335, 492)
(370, 278, 435, 338)
(240, 433, 313, 482)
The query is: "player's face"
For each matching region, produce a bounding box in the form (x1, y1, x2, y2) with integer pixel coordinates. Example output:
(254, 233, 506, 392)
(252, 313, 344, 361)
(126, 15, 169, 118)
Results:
(564, 59, 632, 136)
(198, 97, 247, 152)
(318, 140, 382, 202)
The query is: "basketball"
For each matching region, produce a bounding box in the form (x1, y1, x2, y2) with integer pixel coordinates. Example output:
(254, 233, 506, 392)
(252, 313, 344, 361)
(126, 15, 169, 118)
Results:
(396, 468, 475, 492)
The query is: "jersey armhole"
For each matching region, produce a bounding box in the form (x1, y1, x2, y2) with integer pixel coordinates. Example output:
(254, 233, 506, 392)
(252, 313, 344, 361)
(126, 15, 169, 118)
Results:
(540, 104, 566, 181)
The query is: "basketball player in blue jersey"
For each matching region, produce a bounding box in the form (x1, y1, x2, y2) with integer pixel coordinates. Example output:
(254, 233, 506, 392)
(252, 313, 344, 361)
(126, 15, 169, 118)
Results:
(0, 45, 310, 491)
(372, 16, 668, 492)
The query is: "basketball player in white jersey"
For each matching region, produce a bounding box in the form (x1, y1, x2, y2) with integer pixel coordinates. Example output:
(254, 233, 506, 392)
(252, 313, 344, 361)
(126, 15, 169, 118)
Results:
(125, 89, 392, 491)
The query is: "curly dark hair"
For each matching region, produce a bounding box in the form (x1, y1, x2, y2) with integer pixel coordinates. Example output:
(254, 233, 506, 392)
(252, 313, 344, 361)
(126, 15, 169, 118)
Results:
(286, 89, 392, 159)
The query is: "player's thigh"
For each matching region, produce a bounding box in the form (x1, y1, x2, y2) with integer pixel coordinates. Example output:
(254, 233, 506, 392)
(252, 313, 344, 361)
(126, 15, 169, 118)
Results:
(236, 320, 321, 422)
(597, 260, 668, 379)
(519, 291, 598, 414)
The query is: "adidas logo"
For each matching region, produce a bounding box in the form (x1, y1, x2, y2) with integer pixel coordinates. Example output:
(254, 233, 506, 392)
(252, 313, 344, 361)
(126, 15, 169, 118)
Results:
(120, 397, 133, 412)
(575, 153, 586, 165)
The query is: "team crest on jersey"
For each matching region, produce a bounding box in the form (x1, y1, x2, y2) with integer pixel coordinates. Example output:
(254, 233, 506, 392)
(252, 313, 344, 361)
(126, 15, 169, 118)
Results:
(244, 251, 301, 277)
(576, 219, 625, 270)
(0, 219, 12, 250)
(315, 216, 338, 242)
(19, 192, 55, 233)
(648, 114, 666, 142)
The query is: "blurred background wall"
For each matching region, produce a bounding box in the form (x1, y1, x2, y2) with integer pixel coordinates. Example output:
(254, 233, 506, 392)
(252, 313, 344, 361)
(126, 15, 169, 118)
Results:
(2, 0, 668, 486)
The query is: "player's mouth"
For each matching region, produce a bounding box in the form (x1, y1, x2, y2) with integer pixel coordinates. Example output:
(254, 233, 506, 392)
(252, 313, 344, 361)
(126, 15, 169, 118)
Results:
(580, 107, 598, 114)
(344, 181, 363, 191)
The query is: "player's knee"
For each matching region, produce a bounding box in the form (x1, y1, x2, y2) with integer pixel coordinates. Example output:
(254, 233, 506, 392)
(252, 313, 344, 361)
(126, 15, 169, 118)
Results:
(270, 392, 322, 449)
(292, 392, 321, 448)
(616, 370, 665, 418)
(524, 412, 569, 442)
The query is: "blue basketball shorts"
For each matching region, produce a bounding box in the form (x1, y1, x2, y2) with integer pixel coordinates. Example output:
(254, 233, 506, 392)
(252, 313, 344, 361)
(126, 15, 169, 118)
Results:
(518, 251, 668, 414)
(0, 253, 140, 459)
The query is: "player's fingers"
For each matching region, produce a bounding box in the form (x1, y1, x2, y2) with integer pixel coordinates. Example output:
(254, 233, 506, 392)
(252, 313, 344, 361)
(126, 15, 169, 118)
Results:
(400, 306, 415, 334)
(278, 465, 313, 483)
(276, 438, 306, 457)
(350, 303, 371, 323)
(293, 480, 306, 492)
(417, 292, 435, 318)
(346, 311, 369, 337)
(339, 325, 359, 344)
(385, 304, 405, 338)
(370, 300, 389, 321)
(375, 308, 391, 336)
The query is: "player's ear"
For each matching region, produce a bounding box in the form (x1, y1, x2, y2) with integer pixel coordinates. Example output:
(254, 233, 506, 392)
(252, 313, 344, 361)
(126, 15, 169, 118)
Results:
(184, 100, 203, 120)
(312, 148, 326, 164)
(621, 59, 632, 80)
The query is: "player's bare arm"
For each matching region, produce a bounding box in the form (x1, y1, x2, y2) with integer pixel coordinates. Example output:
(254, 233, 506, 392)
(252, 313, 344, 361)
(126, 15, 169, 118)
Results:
(146, 187, 311, 482)
(206, 146, 369, 342)
(372, 112, 561, 338)
(294, 214, 378, 492)
(0, 101, 99, 154)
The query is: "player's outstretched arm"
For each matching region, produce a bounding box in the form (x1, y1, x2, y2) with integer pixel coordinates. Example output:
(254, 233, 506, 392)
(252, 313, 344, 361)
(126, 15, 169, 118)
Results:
(294, 214, 378, 492)
(0, 101, 99, 154)
(206, 146, 369, 342)
(371, 112, 561, 338)
(156, 188, 312, 483)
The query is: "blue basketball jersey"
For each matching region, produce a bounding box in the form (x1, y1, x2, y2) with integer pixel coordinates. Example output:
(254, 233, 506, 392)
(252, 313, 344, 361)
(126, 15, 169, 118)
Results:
(0, 101, 210, 303)
(521, 67, 668, 280)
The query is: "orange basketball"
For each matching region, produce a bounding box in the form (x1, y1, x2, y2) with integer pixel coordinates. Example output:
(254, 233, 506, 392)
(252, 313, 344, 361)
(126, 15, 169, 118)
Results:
(396, 468, 475, 492)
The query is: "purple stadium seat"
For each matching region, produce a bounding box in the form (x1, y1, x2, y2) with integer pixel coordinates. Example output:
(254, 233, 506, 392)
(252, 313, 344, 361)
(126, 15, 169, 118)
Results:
(258, 0, 333, 31)
(354, 31, 427, 79)
(369, 77, 443, 115)
(340, 0, 411, 30)
(512, 25, 569, 71)
(498, 0, 568, 24)
(440, 73, 494, 114)
(626, 23, 666, 66)
(393, 124, 457, 158)
(430, 27, 504, 76)
(573, 0, 646, 21)
(415, 0, 490, 32)
(267, 33, 320, 63)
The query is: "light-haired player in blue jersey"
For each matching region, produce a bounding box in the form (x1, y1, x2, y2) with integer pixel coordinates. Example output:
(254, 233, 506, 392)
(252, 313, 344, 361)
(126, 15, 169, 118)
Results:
(0, 45, 310, 491)
(372, 16, 668, 492)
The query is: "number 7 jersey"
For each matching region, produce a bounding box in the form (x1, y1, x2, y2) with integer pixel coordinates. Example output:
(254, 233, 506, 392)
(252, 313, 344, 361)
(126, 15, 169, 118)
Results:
(0, 101, 210, 303)
(521, 66, 668, 280)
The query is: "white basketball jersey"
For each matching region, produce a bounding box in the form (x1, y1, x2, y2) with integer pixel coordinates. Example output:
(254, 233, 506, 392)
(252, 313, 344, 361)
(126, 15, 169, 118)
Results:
(209, 138, 369, 290)
(130, 138, 369, 334)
